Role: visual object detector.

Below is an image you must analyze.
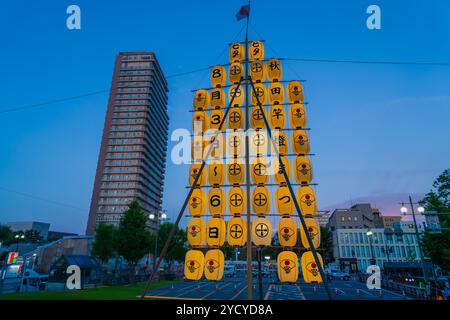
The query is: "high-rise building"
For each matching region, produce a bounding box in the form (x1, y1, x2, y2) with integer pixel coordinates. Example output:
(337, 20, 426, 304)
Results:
(86, 52, 169, 235)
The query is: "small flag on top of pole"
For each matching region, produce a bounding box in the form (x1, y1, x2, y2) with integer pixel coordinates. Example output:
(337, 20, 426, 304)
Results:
(236, 3, 250, 21)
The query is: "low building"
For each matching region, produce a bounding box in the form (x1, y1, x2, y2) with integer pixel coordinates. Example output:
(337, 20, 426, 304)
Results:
(326, 204, 384, 231)
(6, 221, 50, 240)
(382, 216, 402, 229)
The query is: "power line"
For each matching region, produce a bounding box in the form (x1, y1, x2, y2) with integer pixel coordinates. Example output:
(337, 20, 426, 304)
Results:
(283, 57, 450, 66)
(0, 186, 86, 211)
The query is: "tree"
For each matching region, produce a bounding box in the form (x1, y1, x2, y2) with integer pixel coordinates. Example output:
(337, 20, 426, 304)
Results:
(320, 226, 334, 264)
(92, 224, 117, 264)
(115, 200, 152, 267)
(150, 222, 187, 269)
(24, 230, 43, 243)
(0, 225, 13, 245)
(421, 169, 450, 273)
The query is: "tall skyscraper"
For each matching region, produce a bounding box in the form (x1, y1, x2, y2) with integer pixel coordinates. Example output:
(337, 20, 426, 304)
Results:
(86, 52, 169, 235)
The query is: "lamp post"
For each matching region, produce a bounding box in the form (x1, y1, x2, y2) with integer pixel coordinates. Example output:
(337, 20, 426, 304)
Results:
(149, 211, 168, 272)
(14, 234, 25, 252)
(400, 196, 430, 299)
(366, 230, 376, 265)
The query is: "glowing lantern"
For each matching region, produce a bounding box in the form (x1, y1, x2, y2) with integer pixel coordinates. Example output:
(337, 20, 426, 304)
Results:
(289, 103, 307, 129)
(228, 186, 246, 216)
(210, 88, 226, 110)
(250, 60, 266, 83)
(227, 159, 245, 185)
(300, 218, 321, 249)
(268, 83, 284, 105)
(187, 217, 206, 248)
(206, 218, 226, 247)
(193, 89, 210, 111)
(252, 217, 272, 246)
(227, 130, 244, 158)
(278, 217, 297, 247)
(269, 105, 286, 129)
(250, 130, 268, 156)
(250, 106, 267, 129)
(229, 42, 244, 63)
(227, 217, 247, 247)
(229, 63, 244, 85)
(184, 250, 204, 281)
(249, 41, 264, 61)
(297, 186, 317, 216)
(209, 110, 225, 132)
(292, 130, 310, 155)
(251, 157, 269, 185)
(250, 83, 267, 106)
(189, 163, 206, 187)
(193, 111, 208, 135)
(189, 188, 206, 217)
(204, 249, 225, 281)
(267, 58, 282, 82)
(208, 187, 226, 217)
(228, 85, 244, 107)
(210, 65, 226, 88)
(228, 107, 244, 130)
(191, 136, 205, 162)
(271, 130, 288, 155)
(252, 186, 270, 215)
(294, 156, 313, 185)
(301, 251, 323, 284)
(208, 160, 225, 186)
(272, 156, 291, 185)
(287, 81, 304, 104)
(276, 186, 294, 216)
(277, 251, 298, 283)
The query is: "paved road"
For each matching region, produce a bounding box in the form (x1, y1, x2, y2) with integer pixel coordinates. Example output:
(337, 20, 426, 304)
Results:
(144, 274, 409, 300)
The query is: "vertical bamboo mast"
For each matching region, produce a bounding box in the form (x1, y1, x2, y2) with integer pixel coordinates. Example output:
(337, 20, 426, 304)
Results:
(244, 0, 253, 301)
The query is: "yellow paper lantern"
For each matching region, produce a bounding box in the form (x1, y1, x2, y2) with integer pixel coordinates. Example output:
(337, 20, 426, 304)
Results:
(187, 218, 206, 248)
(301, 251, 323, 284)
(250, 106, 267, 129)
(209, 110, 225, 132)
(292, 130, 310, 155)
(271, 130, 288, 155)
(268, 83, 285, 105)
(297, 186, 317, 216)
(287, 81, 304, 104)
(210, 65, 226, 88)
(227, 159, 245, 185)
(192, 111, 208, 135)
(208, 187, 226, 217)
(267, 58, 282, 82)
(269, 105, 286, 129)
(272, 156, 291, 185)
(249, 41, 264, 61)
(294, 156, 313, 185)
(250, 83, 267, 106)
(289, 103, 307, 129)
(206, 218, 226, 247)
(252, 186, 270, 215)
(206, 132, 224, 160)
(228, 186, 246, 216)
(300, 218, 321, 249)
(252, 217, 272, 246)
(275, 186, 294, 216)
(208, 160, 225, 186)
(229, 63, 244, 85)
(228, 107, 244, 130)
(191, 136, 205, 162)
(210, 88, 226, 110)
(229, 42, 244, 63)
(278, 217, 297, 247)
(250, 130, 268, 156)
(189, 163, 206, 187)
(250, 60, 266, 83)
(227, 217, 247, 247)
(189, 188, 206, 217)
(251, 157, 269, 185)
(204, 249, 225, 281)
(184, 250, 204, 281)
(227, 130, 244, 158)
(277, 251, 298, 283)
(193, 89, 210, 111)
(228, 85, 244, 107)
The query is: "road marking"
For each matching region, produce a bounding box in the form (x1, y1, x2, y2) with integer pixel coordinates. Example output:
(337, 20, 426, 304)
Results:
(141, 295, 200, 300)
(264, 285, 272, 300)
(201, 282, 232, 300)
(176, 283, 210, 297)
(295, 284, 306, 300)
(231, 285, 248, 300)
(334, 288, 346, 295)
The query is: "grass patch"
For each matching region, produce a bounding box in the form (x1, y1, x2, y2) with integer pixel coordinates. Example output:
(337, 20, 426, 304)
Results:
(0, 280, 178, 300)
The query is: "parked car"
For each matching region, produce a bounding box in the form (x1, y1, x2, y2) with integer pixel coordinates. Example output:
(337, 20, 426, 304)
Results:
(327, 270, 351, 281)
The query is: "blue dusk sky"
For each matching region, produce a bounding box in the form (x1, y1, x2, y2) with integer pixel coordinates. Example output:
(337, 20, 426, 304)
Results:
(0, 1, 449, 233)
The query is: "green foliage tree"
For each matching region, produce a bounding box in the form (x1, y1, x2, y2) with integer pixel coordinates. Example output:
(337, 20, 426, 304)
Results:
(92, 223, 117, 264)
(24, 229, 44, 243)
(0, 225, 13, 245)
(150, 222, 187, 269)
(320, 226, 334, 264)
(115, 200, 152, 267)
(421, 169, 450, 273)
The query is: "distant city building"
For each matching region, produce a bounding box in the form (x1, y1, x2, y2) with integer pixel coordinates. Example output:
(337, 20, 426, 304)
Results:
(382, 216, 402, 229)
(326, 204, 384, 231)
(47, 231, 78, 242)
(6, 221, 50, 240)
(423, 211, 442, 233)
(315, 212, 330, 227)
(86, 52, 169, 234)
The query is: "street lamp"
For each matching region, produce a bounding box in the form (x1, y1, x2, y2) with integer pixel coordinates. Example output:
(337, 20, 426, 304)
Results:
(14, 234, 25, 251)
(148, 211, 168, 271)
(366, 230, 376, 265)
